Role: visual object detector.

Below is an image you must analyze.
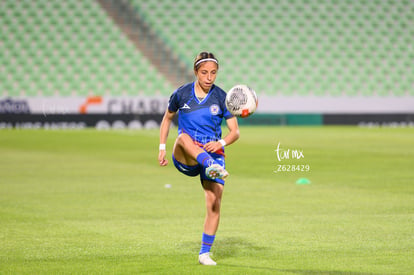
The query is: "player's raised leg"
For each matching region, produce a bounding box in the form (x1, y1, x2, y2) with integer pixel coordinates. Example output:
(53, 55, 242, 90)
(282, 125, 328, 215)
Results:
(198, 180, 224, 265)
(173, 133, 228, 179)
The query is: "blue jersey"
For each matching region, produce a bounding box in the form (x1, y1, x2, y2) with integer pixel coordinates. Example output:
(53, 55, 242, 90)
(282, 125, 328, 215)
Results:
(168, 82, 234, 145)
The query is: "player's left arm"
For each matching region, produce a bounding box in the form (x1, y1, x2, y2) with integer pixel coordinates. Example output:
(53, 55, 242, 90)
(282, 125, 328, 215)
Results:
(204, 117, 240, 153)
(222, 116, 240, 146)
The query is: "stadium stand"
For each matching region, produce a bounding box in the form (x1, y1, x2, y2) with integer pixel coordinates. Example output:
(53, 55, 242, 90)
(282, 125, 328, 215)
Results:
(0, 0, 174, 97)
(131, 0, 413, 96)
(1, 0, 413, 98)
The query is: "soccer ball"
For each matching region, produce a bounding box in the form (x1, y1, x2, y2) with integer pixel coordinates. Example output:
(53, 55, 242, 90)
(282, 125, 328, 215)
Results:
(225, 84, 258, 118)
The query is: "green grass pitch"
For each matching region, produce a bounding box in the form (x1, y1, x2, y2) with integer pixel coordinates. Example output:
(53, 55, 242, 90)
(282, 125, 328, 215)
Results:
(0, 126, 413, 274)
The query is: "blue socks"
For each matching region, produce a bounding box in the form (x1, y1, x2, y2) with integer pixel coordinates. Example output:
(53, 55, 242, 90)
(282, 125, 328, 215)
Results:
(199, 233, 215, 255)
(196, 152, 216, 169)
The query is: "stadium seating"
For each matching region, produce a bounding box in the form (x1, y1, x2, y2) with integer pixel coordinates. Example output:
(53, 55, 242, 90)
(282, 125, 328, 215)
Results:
(1, 0, 413, 97)
(131, 0, 413, 96)
(1, 0, 174, 97)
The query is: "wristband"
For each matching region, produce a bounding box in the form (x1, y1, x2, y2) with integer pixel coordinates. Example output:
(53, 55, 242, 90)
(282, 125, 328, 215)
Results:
(159, 144, 166, 151)
(218, 139, 226, 147)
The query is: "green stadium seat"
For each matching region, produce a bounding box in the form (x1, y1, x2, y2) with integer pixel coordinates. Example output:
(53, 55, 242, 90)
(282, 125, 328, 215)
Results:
(1, 0, 173, 97)
(134, 0, 414, 96)
(2, 0, 413, 99)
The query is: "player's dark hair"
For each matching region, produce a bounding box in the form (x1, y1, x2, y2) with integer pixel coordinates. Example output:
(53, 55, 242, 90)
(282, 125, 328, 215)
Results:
(194, 52, 219, 71)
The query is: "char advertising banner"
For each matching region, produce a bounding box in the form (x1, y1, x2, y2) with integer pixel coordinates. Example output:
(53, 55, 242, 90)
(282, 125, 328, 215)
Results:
(0, 96, 173, 129)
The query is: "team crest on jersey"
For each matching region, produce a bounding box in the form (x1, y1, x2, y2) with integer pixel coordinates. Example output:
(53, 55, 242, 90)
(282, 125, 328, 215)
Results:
(209, 104, 220, 115)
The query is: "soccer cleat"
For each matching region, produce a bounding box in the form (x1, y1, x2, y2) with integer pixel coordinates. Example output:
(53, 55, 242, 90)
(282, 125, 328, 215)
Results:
(199, 252, 216, 266)
(205, 164, 229, 180)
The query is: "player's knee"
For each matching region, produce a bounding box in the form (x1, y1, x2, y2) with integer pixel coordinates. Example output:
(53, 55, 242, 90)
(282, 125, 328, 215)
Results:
(176, 133, 192, 147)
(209, 196, 221, 213)
(213, 200, 221, 213)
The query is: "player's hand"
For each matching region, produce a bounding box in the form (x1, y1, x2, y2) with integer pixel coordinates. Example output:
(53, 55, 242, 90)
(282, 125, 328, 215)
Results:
(158, 150, 168, 166)
(203, 141, 222, 153)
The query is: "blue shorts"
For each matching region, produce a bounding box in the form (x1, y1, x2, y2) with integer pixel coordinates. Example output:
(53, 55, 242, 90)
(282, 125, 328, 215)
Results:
(172, 153, 226, 185)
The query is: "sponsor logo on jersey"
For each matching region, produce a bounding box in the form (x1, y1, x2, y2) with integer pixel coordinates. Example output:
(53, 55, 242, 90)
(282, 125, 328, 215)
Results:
(209, 104, 220, 115)
(180, 103, 191, 110)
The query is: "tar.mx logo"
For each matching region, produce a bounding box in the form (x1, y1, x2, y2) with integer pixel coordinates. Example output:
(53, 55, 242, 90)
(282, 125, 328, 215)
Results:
(275, 142, 304, 161)
(274, 142, 310, 173)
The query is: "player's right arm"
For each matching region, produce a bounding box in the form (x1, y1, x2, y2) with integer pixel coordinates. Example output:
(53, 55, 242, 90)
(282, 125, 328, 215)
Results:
(158, 108, 176, 166)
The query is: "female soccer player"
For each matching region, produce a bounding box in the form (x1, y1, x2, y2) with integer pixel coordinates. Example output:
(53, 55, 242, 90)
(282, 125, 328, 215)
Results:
(158, 52, 240, 265)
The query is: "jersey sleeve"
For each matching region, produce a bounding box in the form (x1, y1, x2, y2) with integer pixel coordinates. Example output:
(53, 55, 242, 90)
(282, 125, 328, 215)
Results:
(168, 90, 180, 113)
(223, 106, 234, 120)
